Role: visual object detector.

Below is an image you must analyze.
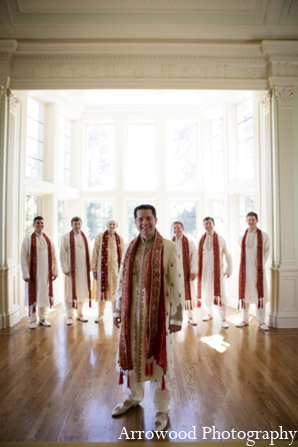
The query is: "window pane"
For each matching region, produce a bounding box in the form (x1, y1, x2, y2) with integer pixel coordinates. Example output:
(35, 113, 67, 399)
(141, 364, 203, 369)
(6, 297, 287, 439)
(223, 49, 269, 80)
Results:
(169, 201, 196, 238)
(58, 115, 71, 186)
(25, 195, 42, 236)
(239, 194, 254, 234)
(26, 99, 44, 180)
(86, 202, 114, 242)
(87, 124, 114, 189)
(212, 200, 225, 235)
(237, 99, 254, 181)
(125, 124, 156, 191)
(57, 200, 69, 246)
(211, 117, 224, 189)
(167, 124, 197, 190)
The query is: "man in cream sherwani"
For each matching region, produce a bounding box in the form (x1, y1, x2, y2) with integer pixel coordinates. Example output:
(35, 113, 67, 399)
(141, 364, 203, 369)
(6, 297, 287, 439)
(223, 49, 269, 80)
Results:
(112, 204, 183, 433)
(236, 212, 270, 331)
(60, 216, 92, 325)
(91, 219, 124, 323)
(20, 216, 58, 329)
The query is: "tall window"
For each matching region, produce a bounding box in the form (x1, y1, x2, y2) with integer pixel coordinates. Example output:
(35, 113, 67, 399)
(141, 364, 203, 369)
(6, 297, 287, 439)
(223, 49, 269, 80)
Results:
(237, 99, 254, 181)
(212, 200, 225, 235)
(57, 200, 69, 245)
(169, 201, 197, 238)
(239, 194, 254, 234)
(86, 202, 114, 242)
(125, 124, 156, 191)
(167, 124, 197, 190)
(86, 124, 114, 189)
(26, 98, 44, 179)
(58, 116, 71, 186)
(127, 201, 156, 241)
(25, 195, 42, 236)
(211, 117, 224, 189)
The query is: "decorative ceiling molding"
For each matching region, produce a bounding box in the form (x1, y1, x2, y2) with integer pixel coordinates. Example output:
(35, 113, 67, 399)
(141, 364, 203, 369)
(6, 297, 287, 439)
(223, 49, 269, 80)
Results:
(1, 0, 297, 41)
(16, 0, 261, 13)
(290, 0, 298, 14)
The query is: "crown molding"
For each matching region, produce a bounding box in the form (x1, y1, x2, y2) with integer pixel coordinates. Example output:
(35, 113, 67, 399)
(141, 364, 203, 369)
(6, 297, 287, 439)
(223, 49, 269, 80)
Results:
(16, 0, 261, 13)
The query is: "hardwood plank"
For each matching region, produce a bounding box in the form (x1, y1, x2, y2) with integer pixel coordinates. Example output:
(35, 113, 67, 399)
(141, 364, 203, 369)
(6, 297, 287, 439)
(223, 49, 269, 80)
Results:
(0, 304, 297, 442)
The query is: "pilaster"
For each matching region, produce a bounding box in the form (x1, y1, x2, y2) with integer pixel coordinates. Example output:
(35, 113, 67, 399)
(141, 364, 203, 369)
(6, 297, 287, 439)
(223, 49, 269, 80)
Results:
(0, 86, 9, 328)
(268, 82, 298, 328)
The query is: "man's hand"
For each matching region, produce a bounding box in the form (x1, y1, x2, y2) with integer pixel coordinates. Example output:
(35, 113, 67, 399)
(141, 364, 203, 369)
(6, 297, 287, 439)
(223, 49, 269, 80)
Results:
(224, 272, 231, 278)
(24, 278, 30, 282)
(190, 273, 196, 281)
(114, 317, 121, 328)
(52, 275, 57, 281)
(93, 272, 98, 280)
(65, 272, 70, 276)
(169, 324, 181, 334)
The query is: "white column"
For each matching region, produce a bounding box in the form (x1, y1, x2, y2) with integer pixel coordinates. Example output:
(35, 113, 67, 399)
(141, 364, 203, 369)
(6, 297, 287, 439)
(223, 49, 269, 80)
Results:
(269, 85, 298, 328)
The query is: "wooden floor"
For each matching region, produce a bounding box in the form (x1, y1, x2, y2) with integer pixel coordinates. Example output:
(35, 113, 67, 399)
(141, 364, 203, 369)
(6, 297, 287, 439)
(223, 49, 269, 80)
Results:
(0, 303, 297, 443)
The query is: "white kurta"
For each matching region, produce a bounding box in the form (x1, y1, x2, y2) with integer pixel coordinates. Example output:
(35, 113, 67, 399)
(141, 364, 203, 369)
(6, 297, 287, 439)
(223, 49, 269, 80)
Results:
(114, 236, 183, 383)
(91, 232, 124, 301)
(239, 229, 270, 304)
(20, 233, 58, 307)
(173, 235, 198, 305)
(200, 232, 233, 306)
(60, 231, 91, 303)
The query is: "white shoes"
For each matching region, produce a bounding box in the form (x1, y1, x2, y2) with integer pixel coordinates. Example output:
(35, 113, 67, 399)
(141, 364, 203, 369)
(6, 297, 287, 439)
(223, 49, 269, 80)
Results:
(202, 314, 212, 321)
(66, 317, 73, 325)
(153, 414, 169, 432)
(221, 321, 229, 329)
(188, 318, 197, 326)
(29, 321, 36, 329)
(77, 316, 88, 322)
(236, 321, 248, 327)
(40, 320, 51, 327)
(112, 401, 138, 417)
(259, 323, 269, 331)
(95, 316, 103, 324)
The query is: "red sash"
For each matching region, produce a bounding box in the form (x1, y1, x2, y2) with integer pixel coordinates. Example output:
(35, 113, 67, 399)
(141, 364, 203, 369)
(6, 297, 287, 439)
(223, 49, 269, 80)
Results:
(172, 235, 192, 310)
(197, 231, 221, 307)
(239, 229, 264, 309)
(118, 231, 167, 390)
(70, 230, 91, 309)
(100, 230, 122, 300)
(28, 232, 53, 315)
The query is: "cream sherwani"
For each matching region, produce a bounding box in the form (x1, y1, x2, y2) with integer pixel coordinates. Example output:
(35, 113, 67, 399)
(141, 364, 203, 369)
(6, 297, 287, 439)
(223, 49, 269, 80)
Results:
(20, 233, 58, 320)
(173, 235, 197, 318)
(200, 231, 232, 320)
(91, 232, 124, 302)
(239, 229, 270, 305)
(239, 229, 270, 325)
(60, 231, 91, 316)
(113, 235, 183, 412)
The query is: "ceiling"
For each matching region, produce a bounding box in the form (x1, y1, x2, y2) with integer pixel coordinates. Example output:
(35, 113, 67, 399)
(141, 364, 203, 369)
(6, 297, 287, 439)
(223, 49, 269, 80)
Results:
(1, 0, 298, 42)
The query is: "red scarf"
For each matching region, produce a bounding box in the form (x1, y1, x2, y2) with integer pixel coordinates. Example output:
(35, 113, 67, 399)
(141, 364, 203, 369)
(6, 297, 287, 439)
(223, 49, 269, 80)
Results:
(100, 230, 122, 300)
(239, 229, 264, 309)
(118, 231, 167, 390)
(197, 231, 221, 307)
(172, 235, 192, 310)
(69, 230, 91, 309)
(28, 232, 53, 315)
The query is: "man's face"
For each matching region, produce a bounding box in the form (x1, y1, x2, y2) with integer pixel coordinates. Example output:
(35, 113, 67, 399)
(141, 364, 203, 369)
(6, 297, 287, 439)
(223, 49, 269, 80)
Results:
(173, 223, 184, 238)
(71, 220, 82, 232)
(135, 209, 157, 240)
(203, 219, 215, 234)
(107, 220, 117, 234)
(246, 215, 258, 231)
(33, 219, 44, 234)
